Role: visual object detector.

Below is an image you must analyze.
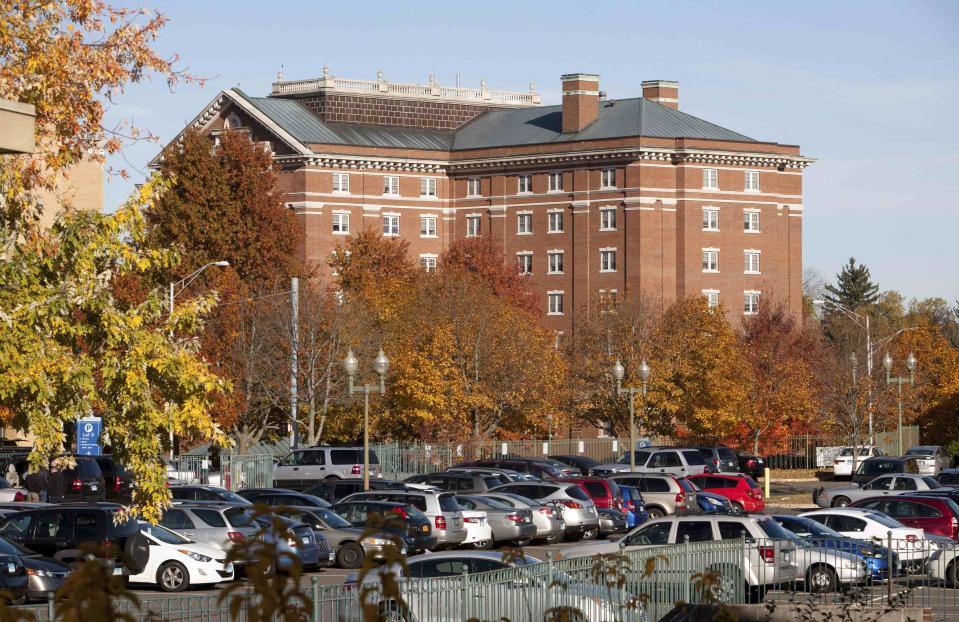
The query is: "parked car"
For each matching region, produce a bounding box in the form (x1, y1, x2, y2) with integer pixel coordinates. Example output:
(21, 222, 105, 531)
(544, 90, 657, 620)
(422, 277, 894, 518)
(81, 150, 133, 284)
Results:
(487, 481, 599, 541)
(775, 527, 869, 593)
(339, 489, 467, 549)
(303, 478, 407, 503)
(850, 495, 959, 540)
(732, 448, 765, 480)
(548, 455, 600, 476)
(597, 508, 629, 537)
(443, 467, 528, 483)
(936, 469, 959, 486)
(609, 473, 690, 517)
(329, 500, 436, 554)
(558, 477, 625, 511)
(453, 459, 569, 480)
(0, 535, 70, 602)
(476, 492, 566, 544)
(0, 550, 27, 604)
(57, 456, 107, 502)
(403, 472, 502, 494)
(273, 446, 381, 489)
(128, 522, 232, 592)
(771, 514, 897, 582)
(93, 456, 134, 502)
(169, 484, 251, 504)
(686, 473, 765, 513)
(237, 488, 331, 508)
(800, 508, 939, 572)
(277, 506, 405, 569)
(458, 508, 494, 549)
(851, 457, 920, 486)
(904, 446, 951, 476)
(0, 479, 25, 503)
(592, 448, 710, 478)
(455, 495, 537, 548)
(926, 544, 959, 587)
(814, 473, 943, 508)
(619, 485, 648, 528)
(695, 446, 739, 473)
(832, 446, 883, 479)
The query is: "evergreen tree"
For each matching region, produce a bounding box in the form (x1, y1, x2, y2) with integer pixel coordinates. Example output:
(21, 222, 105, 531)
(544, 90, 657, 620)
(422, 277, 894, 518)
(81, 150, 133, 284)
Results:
(824, 257, 881, 309)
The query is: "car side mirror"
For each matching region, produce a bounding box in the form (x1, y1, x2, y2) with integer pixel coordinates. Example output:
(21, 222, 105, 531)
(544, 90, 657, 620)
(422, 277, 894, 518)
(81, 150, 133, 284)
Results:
(618, 539, 627, 549)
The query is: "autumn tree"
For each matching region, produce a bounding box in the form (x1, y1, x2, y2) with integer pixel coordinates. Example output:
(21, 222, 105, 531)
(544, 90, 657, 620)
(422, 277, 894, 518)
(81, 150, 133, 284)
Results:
(440, 238, 538, 315)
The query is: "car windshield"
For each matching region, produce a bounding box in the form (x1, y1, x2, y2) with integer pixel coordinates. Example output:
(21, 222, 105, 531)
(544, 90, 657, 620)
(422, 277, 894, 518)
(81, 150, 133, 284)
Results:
(313, 508, 351, 529)
(744, 476, 760, 488)
(141, 523, 192, 545)
(922, 477, 941, 489)
(757, 518, 795, 539)
(617, 451, 650, 465)
(866, 513, 905, 529)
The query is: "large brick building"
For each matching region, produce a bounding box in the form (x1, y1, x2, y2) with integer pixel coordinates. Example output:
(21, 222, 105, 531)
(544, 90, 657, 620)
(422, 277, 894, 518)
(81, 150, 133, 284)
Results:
(155, 68, 812, 333)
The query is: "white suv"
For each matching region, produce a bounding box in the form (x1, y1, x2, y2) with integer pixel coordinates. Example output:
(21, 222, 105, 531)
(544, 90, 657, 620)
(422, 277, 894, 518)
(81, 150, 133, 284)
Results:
(592, 448, 710, 478)
(273, 446, 382, 489)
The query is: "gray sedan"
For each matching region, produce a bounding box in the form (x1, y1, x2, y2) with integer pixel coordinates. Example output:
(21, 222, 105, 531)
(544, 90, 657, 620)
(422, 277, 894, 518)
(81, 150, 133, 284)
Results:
(813, 473, 944, 508)
(454, 496, 536, 548)
(278, 506, 405, 569)
(477, 492, 565, 544)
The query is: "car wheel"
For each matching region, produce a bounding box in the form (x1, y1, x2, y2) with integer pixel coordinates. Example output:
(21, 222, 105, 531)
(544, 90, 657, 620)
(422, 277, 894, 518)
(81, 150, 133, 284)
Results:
(581, 526, 599, 541)
(324, 475, 341, 481)
(514, 538, 532, 548)
(946, 560, 957, 588)
(807, 565, 837, 594)
(647, 507, 666, 518)
(543, 533, 563, 545)
(157, 561, 190, 593)
(471, 539, 495, 550)
(832, 496, 851, 508)
(336, 542, 365, 569)
(731, 502, 745, 514)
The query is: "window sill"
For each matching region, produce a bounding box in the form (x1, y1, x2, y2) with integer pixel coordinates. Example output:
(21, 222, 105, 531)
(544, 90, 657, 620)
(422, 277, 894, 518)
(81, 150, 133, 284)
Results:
(516, 232, 533, 236)
(547, 189, 565, 194)
(744, 229, 761, 234)
(466, 194, 482, 199)
(702, 269, 720, 274)
(703, 228, 720, 233)
(547, 271, 564, 276)
(599, 269, 617, 273)
(332, 231, 350, 236)
(382, 233, 399, 238)
(744, 189, 761, 194)
(517, 191, 533, 196)
(420, 195, 438, 200)
(599, 227, 617, 232)
(465, 233, 479, 238)
(331, 190, 350, 196)
(744, 271, 761, 275)
(420, 234, 438, 239)
(599, 186, 617, 191)
(744, 311, 759, 316)
(702, 186, 719, 191)
(547, 312, 564, 316)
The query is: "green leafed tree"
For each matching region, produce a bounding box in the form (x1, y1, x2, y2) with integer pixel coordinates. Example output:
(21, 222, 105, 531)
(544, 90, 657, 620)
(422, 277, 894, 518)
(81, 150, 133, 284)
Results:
(823, 257, 881, 310)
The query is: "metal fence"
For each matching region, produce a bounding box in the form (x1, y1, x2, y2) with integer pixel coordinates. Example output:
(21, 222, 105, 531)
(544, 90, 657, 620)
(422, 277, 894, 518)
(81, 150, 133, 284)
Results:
(763, 426, 920, 469)
(221, 454, 273, 491)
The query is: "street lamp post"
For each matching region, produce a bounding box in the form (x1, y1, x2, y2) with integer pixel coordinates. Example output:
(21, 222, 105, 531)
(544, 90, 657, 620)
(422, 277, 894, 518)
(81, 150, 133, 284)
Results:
(342, 348, 390, 491)
(612, 358, 651, 473)
(883, 352, 916, 455)
(168, 260, 229, 459)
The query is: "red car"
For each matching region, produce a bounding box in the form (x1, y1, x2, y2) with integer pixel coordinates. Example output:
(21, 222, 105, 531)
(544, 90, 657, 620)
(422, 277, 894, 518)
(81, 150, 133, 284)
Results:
(686, 473, 765, 513)
(850, 495, 959, 540)
(558, 477, 624, 511)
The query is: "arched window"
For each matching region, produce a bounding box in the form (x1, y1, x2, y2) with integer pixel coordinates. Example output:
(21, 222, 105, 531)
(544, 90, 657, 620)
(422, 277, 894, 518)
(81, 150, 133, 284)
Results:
(224, 112, 243, 130)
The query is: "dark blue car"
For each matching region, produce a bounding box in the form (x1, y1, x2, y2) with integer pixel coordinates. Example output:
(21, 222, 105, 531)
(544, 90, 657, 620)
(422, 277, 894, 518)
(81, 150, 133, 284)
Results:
(773, 514, 897, 581)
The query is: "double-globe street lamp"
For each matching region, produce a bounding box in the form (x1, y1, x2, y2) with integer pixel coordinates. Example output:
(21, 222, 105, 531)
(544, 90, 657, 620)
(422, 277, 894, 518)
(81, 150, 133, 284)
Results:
(342, 347, 390, 491)
(883, 352, 917, 455)
(611, 358, 651, 473)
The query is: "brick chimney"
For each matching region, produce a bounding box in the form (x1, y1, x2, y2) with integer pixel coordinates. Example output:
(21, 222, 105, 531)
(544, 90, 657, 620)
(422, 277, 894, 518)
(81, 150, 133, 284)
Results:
(561, 73, 600, 133)
(642, 80, 679, 109)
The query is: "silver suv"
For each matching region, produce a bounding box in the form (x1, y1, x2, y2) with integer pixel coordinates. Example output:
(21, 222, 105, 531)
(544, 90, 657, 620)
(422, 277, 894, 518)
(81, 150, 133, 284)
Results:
(592, 448, 710, 478)
(487, 482, 599, 541)
(609, 473, 690, 517)
(341, 490, 467, 549)
(273, 447, 381, 490)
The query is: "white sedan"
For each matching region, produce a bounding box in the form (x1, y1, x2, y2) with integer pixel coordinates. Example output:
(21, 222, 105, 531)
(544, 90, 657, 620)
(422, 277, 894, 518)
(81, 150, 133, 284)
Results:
(460, 510, 493, 548)
(833, 446, 881, 478)
(129, 522, 234, 592)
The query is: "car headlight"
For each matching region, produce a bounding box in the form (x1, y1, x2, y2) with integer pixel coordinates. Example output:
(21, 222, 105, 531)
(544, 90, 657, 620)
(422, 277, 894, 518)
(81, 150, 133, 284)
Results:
(26, 568, 51, 577)
(362, 537, 391, 546)
(178, 549, 212, 563)
(842, 559, 861, 569)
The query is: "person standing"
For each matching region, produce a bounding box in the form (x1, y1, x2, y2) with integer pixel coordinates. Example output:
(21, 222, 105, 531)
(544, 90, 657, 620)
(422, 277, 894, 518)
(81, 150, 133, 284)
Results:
(24, 467, 45, 502)
(4, 464, 19, 488)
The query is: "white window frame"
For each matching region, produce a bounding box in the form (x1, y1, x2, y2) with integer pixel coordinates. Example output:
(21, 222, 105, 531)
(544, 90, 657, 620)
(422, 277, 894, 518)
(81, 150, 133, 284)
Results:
(702, 207, 719, 232)
(745, 170, 760, 192)
(744, 290, 761, 315)
(383, 175, 400, 196)
(517, 174, 533, 194)
(547, 250, 564, 275)
(702, 248, 719, 273)
(703, 168, 719, 190)
(467, 178, 482, 197)
(547, 290, 565, 316)
(382, 213, 400, 237)
(702, 289, 720, 309)
(744, 250, 761, 274)
(331, 211, 350, 235)
(333, 172, 350, 193)
(420, 177, 437, 198)
(420, 254, 438, 273)
(600, 168, 616, 189)
(466, 214, 481, 237)
(517, 211, 533, 235)
(599, 247, 617, 273)
(548, 172, 563, 193)
(744, 209, 761, 233)
(516, 251, 533, 275)
(548, 210, 564, 233)
(420, 215, 438, 238)
(599, 207, 617, 231)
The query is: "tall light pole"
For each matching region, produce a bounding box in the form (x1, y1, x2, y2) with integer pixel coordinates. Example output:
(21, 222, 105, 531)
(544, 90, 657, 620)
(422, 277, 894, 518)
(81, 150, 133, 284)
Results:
(342, 347, 389, 491)
(168, 260, 229, 458)
(884, 352, 916, 455)
(612, 358, 651, 473)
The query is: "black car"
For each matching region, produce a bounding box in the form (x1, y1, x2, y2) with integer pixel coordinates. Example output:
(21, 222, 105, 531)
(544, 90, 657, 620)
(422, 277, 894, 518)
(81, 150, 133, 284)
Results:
(170, 484, 251, 504)
(303, 479, 408, 503)
(0, 536, 69, 602)
(732, 448, 765, 480)
(852, 457, 920, 486)
(329, 500, 436, 553)
(453, 459, 568, 479)
(93, 456, 133, 502)
(548, 455, 600, 476)
(695, 446, 739, 473)
(238, 488, 332, 508)
(936, 469, 959, 486)
(59, 456, 106, 502)
(0, 550, 27, 604)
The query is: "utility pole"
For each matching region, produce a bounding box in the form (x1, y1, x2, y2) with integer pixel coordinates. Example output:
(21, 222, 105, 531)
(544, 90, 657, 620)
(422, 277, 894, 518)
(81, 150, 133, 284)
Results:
(290, 277, 299, 449)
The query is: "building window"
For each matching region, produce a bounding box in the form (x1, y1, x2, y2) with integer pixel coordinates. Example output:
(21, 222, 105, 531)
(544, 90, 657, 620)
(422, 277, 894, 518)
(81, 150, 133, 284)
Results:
(744, 250, 761, 274)
(420, 255, 437, 272)
(332, 212, 350, 235)
(517, 212, 532, 235)
(420, 215, 437, 237)
(547, 251, 564, 274)
(383, 214, 400, 237)
(383, 175, 400, 195)
(601, 168, 616, 189)
(744, 210, 761, 232)
(518, 174, 532, 194)
(703, 168, 719, 190)
(420, 177, 437, 197)
(600, 207, 617, 231)
(548, 291, 564, 315)
(548, 172, 563, 192)
(467, 178, 481, 197)
(703, 289, 720, 309)
(703, 208, 719, 231)
(702, 249, 719, 272)
(548, 211, 564, 233)
(600, 248, 617, 272)
(745, 170, 760, 192)
(744, 291, 761, 315)
(466, 215, 481, 237)
(517, 252, 533, 275)
(333, 172, 350, 193)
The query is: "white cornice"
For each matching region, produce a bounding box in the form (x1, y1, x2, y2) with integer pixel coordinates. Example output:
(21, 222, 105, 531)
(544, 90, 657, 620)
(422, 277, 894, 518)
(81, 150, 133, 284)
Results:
(276, 154, 447, 173)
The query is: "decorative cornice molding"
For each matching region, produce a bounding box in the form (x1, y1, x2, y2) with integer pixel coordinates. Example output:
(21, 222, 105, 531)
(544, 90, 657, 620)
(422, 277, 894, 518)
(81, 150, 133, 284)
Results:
(275, 154, 447, 173)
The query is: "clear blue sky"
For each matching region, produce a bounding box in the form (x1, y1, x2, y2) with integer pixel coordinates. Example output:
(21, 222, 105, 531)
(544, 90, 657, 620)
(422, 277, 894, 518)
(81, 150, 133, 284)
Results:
(105, 0, 959, 303)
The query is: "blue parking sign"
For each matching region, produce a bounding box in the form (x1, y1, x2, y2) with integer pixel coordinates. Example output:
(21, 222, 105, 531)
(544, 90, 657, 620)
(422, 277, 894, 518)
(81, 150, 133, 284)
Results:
(76, 417, 102, 456)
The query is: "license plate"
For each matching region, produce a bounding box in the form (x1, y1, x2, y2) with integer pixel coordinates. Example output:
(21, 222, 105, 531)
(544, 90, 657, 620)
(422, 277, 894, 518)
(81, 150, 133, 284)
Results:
(421, 525, 429, 533)
(90, 485, 98, 491)
(112, 567, 123, 576)
(301, 537, 311, 544)
(328, 552, 334, 562)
